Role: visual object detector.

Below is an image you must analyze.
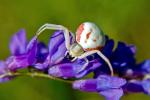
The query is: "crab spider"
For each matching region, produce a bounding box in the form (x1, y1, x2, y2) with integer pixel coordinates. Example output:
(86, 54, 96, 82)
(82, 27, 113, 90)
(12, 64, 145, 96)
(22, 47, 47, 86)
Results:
(36, 22, 114, 76)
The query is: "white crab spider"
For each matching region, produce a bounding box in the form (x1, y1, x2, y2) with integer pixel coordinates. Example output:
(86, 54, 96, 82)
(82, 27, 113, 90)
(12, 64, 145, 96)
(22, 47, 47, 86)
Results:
(36, 22, 114, 76)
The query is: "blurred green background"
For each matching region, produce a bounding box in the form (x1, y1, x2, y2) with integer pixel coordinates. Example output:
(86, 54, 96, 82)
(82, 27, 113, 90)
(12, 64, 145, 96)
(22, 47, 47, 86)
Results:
(0, 0, 150, 100)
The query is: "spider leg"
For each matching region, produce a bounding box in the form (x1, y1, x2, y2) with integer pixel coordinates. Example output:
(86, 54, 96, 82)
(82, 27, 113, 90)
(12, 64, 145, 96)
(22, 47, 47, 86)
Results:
(70, 57, 89, 73)
(78, 50, 114, 76)
(78, 58, 89, 73)
(71, 57, 77, 62)
(36, 23, 73, 50)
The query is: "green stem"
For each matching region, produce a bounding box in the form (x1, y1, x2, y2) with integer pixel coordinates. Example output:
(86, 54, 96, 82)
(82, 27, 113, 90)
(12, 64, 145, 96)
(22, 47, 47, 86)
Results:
(1, 72, 73, 84)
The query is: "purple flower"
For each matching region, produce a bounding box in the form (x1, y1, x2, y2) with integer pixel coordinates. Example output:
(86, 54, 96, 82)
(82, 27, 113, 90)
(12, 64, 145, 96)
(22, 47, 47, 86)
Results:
(73, 75, 126, 100)
(0, 29, 38, 82)
(7, 29, 38, 71)
(94, 37, 137, 77)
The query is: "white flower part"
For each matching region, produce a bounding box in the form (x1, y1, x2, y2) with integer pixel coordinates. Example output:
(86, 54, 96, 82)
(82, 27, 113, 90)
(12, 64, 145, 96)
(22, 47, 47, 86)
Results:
(76, 22, 105, 51)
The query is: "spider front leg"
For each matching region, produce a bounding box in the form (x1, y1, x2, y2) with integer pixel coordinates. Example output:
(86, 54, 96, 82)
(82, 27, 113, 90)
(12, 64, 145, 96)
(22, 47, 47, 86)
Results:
(78, 50, 114, 76)
(78, 58, 89, 73)
(36, 23, 74, 50)
(70, 56, 89, 73)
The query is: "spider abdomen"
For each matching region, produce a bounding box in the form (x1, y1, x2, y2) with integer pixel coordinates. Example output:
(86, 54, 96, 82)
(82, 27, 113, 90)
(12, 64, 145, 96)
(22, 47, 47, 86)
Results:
(76, 22, 105, 51)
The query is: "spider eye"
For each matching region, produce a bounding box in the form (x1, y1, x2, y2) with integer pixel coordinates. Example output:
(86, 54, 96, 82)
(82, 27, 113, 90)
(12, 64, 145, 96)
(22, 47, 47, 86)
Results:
(65, 52, 75, 61)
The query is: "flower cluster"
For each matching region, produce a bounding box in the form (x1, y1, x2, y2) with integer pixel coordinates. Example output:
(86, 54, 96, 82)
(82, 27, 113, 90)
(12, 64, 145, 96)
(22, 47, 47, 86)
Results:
(0, 29, 150, 100)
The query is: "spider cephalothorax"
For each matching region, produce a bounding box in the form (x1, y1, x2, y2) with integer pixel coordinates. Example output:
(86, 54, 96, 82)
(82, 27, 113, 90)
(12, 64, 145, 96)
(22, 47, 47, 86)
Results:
(36, 22, 114, 76)
(69, 43, 84, 57)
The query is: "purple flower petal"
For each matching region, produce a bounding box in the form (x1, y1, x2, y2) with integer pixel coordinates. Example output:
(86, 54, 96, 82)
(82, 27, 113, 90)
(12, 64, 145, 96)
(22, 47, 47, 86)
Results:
(141, 79, 150, 95)
(102, 39, 114, 58)
(48, 31, 74, 66)
(75, 59, 101, 78)
(9, 29, 27, 55)
(36, 42, 48, 62)
(97, 75, 126, 91)
(26, 36, 38, 65)
(73, 75, 125, 99)
(48, 31, 67, 65)
(99, 88, 123, 100)
(140, 59, 150, 74)
(48, 63, 78, 78)
(0, 61, 11, 83)
(6, 55, 29, 71)
(34, 63, 48, 70)
(50, 40, 67, 65)
(73, 79, 97, 92)
(123, 80, 143, 93)
(0, 61, 7, 74)
(128, 44, 136, 54)
(112, 42, 136, 68)
(122, 78, 150, 95)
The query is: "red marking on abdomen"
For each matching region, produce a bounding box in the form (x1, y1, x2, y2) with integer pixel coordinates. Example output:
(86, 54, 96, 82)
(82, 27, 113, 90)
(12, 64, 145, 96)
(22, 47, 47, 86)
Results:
(76, 24, 84, 42)
(86, 32, 91, 40)
(93, 38, 97, 42)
